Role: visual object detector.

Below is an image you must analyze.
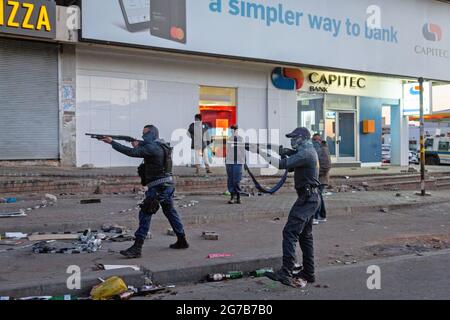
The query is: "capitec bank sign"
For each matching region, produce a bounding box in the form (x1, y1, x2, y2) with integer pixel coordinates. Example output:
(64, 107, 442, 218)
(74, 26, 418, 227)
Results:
(272, 67, 366, 93)
(414, 23, 448, 59)
(0, 0, 56, 39)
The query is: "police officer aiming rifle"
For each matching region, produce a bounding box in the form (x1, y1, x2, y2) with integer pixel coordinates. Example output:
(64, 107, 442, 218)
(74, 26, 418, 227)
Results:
(246, 127, 320, 287)
(100, 125, 189, 259)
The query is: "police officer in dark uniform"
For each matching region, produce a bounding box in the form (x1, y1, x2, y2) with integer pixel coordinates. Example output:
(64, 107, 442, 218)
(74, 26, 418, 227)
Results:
(248, 127, 320, 287)
(102, 125, 189, 259)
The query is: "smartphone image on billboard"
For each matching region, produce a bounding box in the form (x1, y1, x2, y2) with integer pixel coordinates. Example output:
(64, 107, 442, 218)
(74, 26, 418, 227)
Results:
(119, 0, 151, 32)
(150, 0, 187, 44)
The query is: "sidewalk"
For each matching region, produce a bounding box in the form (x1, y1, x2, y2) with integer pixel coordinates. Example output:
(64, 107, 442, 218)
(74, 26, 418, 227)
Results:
(1, 164, 450, 178)
(1, 164, 450, 197)
(1, 190, 449, 234)
(0, 191, 449, 298)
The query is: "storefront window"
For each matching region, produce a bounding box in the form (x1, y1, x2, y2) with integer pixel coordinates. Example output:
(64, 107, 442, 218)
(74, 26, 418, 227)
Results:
(297, 92, 324, 136)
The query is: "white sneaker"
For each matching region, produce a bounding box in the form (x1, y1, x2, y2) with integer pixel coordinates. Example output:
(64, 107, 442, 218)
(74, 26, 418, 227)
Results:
(313, 219, 320, 225)
(318, 218, 327, 223)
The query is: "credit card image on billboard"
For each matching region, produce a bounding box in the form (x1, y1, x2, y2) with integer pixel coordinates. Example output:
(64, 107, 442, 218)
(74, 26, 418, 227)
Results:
(150, 0, 186, 44)
(119, 0, 151, 32)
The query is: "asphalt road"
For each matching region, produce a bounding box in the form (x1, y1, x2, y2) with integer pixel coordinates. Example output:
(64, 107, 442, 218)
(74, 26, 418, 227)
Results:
(142, 249, 450, 300)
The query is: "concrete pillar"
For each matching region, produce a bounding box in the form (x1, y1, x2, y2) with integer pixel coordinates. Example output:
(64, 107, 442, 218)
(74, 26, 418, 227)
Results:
(59, 44, 77, 166)
(390, 104, 409, 166)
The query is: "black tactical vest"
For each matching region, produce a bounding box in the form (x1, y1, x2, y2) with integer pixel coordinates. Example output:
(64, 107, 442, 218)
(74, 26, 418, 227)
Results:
(138, 142, 173, 185)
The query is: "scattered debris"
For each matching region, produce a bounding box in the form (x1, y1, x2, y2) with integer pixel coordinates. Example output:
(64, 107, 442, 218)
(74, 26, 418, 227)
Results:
(178, 200, 200, 208)
(101, 224, 126, 234)
(90, 276, 128, 300)
(207, 253, 233, 259)
(28, 233, 80, 242)
(5, 232, 28, 239)
(80, 199, 102, 204)
(32, 229, 102, 254)
(395, 193, 402, 197)
(273, 217, 281, 221)
(207, 271, 243, 282)
(250, 268, 273, 277)
(0, 210, 27, 218)
(202, 231, 219, 240)
(108, 234, 134, 242)
(380, 208, 389, 213)
(45, 194, 58, 203)
(94, 264, 140, 271)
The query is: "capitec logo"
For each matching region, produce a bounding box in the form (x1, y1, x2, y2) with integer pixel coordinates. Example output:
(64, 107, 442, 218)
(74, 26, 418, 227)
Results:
(415, 23, 448, 59)
(271, 67, 305, 90)
(422, 23, 442, 42)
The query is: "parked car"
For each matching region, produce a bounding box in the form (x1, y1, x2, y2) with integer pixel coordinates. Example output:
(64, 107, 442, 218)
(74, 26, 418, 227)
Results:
(382, 144, 391, 163)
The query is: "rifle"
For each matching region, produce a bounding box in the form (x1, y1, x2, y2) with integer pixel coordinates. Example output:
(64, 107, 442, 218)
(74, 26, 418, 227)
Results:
(85, 133, 137, 143)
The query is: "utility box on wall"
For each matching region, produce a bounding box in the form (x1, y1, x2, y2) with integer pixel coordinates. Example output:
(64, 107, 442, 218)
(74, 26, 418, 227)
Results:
(362, 120, 376, 134)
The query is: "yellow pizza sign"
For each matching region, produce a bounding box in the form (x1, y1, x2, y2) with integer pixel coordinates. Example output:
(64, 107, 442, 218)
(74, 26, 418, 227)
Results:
(0, 0, 56, 39)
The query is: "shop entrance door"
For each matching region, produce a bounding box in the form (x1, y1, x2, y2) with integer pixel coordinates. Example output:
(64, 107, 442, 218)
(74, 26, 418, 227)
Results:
(325, 111, 356, 163)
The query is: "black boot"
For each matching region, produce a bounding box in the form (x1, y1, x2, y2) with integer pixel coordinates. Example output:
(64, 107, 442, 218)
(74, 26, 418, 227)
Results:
(228, 194, 235, 204)
(236, 193, 241, 204)
(120, 238, 144, 259)
(170, 235, 189, 249)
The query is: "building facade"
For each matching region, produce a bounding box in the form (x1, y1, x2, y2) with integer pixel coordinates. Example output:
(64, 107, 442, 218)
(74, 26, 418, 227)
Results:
(1, 0, 450, 168)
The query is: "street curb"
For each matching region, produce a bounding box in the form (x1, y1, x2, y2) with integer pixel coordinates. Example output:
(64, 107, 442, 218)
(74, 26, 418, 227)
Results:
(0, 269, 146, 299)
(149, 256, 282, 285)
(0, 256, 282, 299)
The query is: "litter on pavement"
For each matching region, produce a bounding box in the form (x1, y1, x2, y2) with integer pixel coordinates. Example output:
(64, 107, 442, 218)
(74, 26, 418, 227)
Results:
(202, 231, 219, 240)
(207, 253, 233, 259)
(207, 271, 243, 282)
(45, 194, 58, 202)
(28, 233, 80, 241)
(101, 224, 126, 234)
(108, 234, 135, 242)
(250, 268, 274, 277)
(5, 232, 28, 239)
(94, 264, 140, 271)
(0, 210, 27, 218)
(80, 199, 102, 204)
(32, 229, 102, 254)
(90, 276, 128, 300)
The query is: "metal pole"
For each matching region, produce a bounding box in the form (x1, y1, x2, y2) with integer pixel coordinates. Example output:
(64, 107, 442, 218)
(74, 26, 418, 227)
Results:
(419, 77, 426, 196)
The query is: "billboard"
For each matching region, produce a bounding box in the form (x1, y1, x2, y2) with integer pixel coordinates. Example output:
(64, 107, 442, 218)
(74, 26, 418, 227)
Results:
(81, 0, 450, 81)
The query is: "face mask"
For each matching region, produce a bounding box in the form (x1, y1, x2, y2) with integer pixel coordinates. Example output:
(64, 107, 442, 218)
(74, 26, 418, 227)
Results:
(291, 137, 304, 150)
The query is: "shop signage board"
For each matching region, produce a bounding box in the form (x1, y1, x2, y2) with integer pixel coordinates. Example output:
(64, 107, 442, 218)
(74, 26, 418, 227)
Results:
(81, 0, 450, 82)
(403, 82, 432, 116)
(0, 0, 56, 39)
(298, 68, 403, 99)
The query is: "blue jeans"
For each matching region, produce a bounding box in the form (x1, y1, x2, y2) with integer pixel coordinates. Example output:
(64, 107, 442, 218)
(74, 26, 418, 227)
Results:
(226, 164, 243, 195)
(282, 192, 320, 277)
(135, 184, 185, 241)
(314, 185, 327, 219)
